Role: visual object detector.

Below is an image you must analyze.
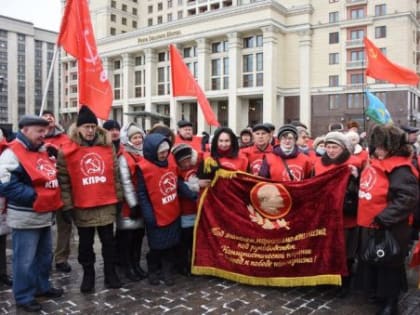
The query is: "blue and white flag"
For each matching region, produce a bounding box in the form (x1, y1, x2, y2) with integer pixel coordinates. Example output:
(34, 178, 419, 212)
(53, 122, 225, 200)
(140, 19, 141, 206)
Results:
(365, 91, 392, 125)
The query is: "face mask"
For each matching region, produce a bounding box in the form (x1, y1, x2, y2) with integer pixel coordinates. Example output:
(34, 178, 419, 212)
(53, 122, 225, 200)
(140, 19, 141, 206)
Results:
(316, 147, 325, 156)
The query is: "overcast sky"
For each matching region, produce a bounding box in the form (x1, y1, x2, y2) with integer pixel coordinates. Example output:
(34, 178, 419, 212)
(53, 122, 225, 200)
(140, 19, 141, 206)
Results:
(0, 0, 62, 32)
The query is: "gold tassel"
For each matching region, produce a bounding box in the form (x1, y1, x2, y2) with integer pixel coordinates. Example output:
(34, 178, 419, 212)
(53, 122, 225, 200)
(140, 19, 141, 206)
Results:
(203, 157, 218, 174)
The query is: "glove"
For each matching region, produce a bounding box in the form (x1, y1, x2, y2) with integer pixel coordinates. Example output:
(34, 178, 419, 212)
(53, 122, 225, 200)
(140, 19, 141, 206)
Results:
(46, 145, 58, 158)
(61, 210, 73, 224)
(129, 205, 141, 220)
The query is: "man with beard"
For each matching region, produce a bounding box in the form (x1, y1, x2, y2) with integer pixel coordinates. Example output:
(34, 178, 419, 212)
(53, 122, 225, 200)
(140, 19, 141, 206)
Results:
(174, 120, 203, 153)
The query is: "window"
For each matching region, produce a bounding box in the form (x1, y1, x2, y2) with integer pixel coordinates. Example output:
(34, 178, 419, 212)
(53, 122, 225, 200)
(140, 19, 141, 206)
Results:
(350, 73, 363, 85)
(132, 8, 137, 15)
(110, 28, 116, 35)
(110, 14, 116, 22)
(158, 52, 166, 62)
(148, 5, 153, 13)
(243, 35, 263, 48)
(178, 0, 183, 4)
(157, 16, 163, 24)
(168, 0, 173, 8)
(135, 56, 144, 66)
(329, 95, 340, 110)
(329, 11, 339, 23)
(148, 18, 153, 26)
(167, 13, 172, 22)
(134, 70, 145, 97)
(329, 53, 339, 65)
(375, 4, 386, 16)
(114, 74, 121, 100)
(178, 11, 183, 19)
(350, 8, 365, 19)
(350, 50, 364, 61)
(347, 93, 363, 109)
(183, 47, 192, 58)
(122, 17, 127, 25)
(157, 66, 170, 95)
(111, 0, 116, 8)
(122, 4, 127, 11)
(132, 20, 137, 28)
(114, 60, 121, 70)
(329, 75, 339, 87)
(350, 29, 364, 40)
(375, 26, 386, 38)
(329, 32, 339, 44)
(158, 2, 163, 10)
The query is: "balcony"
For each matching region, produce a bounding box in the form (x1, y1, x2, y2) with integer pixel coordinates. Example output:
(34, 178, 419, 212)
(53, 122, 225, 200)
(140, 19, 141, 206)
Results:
(346, 0, 368, 5)
(346, 39, 364, 48)
(346, 60, 366, 69)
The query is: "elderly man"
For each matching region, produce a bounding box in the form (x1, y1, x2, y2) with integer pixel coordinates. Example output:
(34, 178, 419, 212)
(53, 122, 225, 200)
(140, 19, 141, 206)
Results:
(41, 110, 73, 274)
(174, 119, 203, 153)
(0, 115, 64, 312)
(57, 106, 123, 294)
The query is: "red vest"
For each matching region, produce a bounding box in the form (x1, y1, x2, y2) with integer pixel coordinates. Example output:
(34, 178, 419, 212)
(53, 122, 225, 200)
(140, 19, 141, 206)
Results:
(265, 152, 312, 181)
(242, 144, 272, 175)
(208, 153, 249, 172)
(9, 141, 63, 212)
(138, 158, 180, 226)
(358, 156, 418, 228)
(175, 135, 202, 153)
(44, 133, 71, 150)
(178, 166, 200, 216)
(121, 151, 142, 218)
(62, 141, 118, 208)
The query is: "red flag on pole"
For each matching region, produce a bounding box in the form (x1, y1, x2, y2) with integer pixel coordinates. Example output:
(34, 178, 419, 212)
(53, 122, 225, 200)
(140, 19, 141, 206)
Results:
(169, 44, 220, 127)
(57, 0, 113, 120)
(364, 37, 419, 86)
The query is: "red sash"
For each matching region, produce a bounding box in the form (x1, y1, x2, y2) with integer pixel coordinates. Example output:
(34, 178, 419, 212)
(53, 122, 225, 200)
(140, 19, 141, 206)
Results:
(138, 158, 180, 226)
(62, 141, 118, 208)
(358, 156, 418, 227)
(9, 141, 63, 212)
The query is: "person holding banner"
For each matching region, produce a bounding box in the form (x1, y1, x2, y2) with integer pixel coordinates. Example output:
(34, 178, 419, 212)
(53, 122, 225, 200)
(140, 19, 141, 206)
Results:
(198, 127, 248, 180)
(357, 124, 419, 315)
(259, 124, 313, 181)
(0, 116, 64, 312)
(314, 131, 362, 297)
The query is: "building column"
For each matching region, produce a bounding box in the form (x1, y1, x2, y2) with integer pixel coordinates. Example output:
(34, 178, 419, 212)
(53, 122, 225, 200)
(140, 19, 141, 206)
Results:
(298, 30, 312, 132)
(196, 38, 210, 134)
(144, 48, 156, 131)
(122, 53, 133, 125)
(262, 25, 280, 127)
(228, 32, 241, 133)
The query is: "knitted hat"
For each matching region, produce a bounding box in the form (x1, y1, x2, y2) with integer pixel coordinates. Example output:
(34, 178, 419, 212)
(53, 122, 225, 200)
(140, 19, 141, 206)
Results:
(172, 143, 193, 163)
(277, 124, 298, 140)
(157, 141, 170, 153)
(76, 106, 98, 127)
(252, 123, 270, 133)
(127, 124, 143, 140)
(177, 119, 193, 128)
(102, 119, 121, 131)
(313, 136, 326, 149)
(18, 115, 49, 129)
(325, 131, 352, 152)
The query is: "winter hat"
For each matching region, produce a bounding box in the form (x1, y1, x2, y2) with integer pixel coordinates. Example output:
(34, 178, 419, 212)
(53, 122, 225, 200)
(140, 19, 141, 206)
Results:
(157, 141, 170, 153)
(325, 131, 352, 152)
(18, 115, 49, 129)
(76, 106, 98, 127)
(313, 136, 326, 150)
(127, 124, 143, 140)
(240, 128, 253, 137)
(345, 131, 360, 145)
(103, 119, 121, 131)
(177, 119, 193, 128)
(263, 122, 276, 132)
(252, 123, 270, 133)
(277, 124, 298, 140)
(172, 143, 193, 163)
(369, 124, 408, 154)
(400, 125, 419, 134)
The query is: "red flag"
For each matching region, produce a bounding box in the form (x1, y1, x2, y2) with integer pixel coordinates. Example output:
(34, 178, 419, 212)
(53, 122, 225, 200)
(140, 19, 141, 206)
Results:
(169, 44, 220, 127)
(57, 0, 113, 120)
(364, 37, 419, 86)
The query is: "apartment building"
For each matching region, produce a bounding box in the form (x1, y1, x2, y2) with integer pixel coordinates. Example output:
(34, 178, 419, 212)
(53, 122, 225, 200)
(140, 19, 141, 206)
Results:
(60, 0, 420, 136)
(0, 15, 59, 129)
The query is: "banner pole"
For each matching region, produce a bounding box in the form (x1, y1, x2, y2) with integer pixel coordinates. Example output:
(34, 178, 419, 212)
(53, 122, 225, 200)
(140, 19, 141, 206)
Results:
(39, 45, 59, 116)
(362, 57, 367, 133)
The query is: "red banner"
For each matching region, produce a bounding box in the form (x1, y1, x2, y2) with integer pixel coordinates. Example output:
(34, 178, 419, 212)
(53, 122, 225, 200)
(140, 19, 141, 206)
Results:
(192, 166, 350, 287)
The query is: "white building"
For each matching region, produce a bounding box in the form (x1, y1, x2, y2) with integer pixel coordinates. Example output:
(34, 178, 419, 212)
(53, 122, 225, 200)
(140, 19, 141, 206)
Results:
(60, 0, 420, 136)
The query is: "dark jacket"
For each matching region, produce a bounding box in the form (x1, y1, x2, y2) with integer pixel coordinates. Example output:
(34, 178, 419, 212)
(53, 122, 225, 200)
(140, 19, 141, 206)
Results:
(137, 133, 196, 250)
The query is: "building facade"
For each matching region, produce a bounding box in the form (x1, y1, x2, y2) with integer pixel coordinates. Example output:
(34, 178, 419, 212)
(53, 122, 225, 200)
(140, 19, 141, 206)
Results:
(60, 0, 420, 136)
(0, 15, 60, 130)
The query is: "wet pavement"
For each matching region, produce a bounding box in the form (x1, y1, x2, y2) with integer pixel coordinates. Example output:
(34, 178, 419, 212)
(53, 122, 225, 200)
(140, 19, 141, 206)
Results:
(1, 232, 420, 314)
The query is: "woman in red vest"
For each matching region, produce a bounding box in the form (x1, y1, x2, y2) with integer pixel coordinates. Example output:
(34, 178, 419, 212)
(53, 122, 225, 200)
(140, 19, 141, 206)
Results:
(198, 127, 248, 179)
(313, 131, 362, 297)
(117, 123, 147, 282)
(357, 124, 418, 315)
(137, 133, 197, 286)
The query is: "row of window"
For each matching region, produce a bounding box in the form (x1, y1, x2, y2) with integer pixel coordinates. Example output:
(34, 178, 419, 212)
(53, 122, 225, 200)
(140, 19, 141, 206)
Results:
(329, 26, 386, 44)
(329, 92, 386, 110)
(329, 4, 386, 23)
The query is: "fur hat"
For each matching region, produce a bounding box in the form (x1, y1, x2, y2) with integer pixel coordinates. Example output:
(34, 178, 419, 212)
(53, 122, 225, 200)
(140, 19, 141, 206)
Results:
(18, 115, 49, 129)
(76, 106, 98, 127)
(277, 124, 298, 140)
(172, 143, 193, 163)
(369, 124, 408, 154)
(325, 131, 352, 152)
(102, 119, 121, 131)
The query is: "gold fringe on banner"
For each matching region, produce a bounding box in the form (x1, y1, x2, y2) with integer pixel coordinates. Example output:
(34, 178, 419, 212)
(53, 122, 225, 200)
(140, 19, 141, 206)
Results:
(191, 266, 342, 287)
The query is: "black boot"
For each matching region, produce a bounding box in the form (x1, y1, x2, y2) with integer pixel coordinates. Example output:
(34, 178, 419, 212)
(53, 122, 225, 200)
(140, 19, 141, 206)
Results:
(80, 264, 95, 293)
(376, 298, 398, 315)
(132, 228, 147, 280)
(104, 264, 122, 289)
(162, 259, 175, 286)
(146, 252, 160, 285)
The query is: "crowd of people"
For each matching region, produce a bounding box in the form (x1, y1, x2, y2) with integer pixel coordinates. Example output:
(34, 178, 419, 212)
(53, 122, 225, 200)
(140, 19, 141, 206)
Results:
(0, 108, 419, 315)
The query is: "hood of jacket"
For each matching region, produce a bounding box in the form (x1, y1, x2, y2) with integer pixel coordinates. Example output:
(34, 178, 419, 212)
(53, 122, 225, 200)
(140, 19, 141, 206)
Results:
(143, 133, 172, 166)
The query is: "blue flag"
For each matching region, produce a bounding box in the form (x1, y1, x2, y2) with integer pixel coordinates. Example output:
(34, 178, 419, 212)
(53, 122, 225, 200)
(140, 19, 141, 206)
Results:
(365, 91, 392, 125)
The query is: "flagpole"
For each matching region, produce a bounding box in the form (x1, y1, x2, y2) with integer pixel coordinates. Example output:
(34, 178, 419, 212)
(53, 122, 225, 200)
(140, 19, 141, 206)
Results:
(39, 45, 59, 116)
(361, 55, 367, 133)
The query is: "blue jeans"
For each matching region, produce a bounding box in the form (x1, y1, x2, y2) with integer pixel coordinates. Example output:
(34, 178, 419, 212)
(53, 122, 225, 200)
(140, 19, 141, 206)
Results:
(12, 227, 52, 304)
